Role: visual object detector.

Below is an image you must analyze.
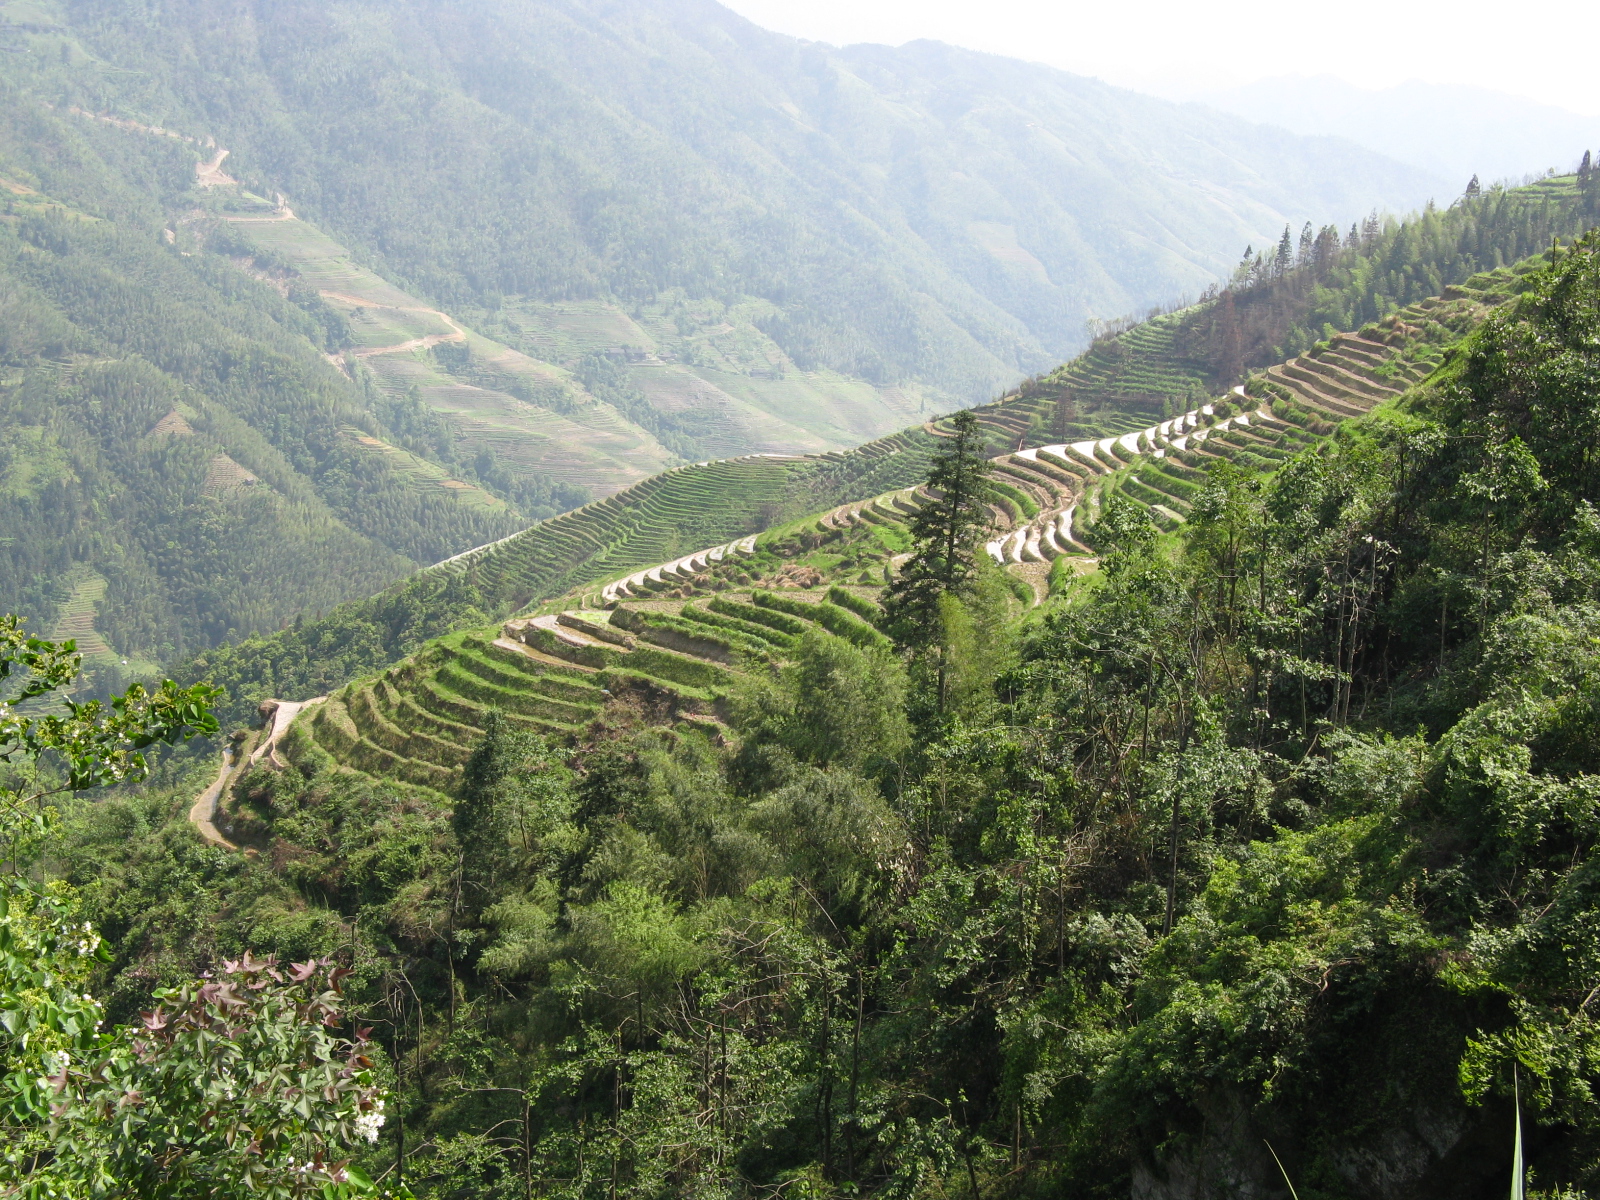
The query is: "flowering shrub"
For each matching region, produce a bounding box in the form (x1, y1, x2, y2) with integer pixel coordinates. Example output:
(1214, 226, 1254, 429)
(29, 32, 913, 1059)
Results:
(54, 953, 387, 1196)
(1, 890, 398, 1195)
(0, 617, 403, 1197)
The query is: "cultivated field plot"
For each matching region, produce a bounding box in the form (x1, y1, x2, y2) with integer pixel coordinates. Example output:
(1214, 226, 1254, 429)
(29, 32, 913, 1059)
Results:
(492, 300, 660, 361)
(285, 581, 891, 796)
(689, 367, 931, 450)
(628, 363, 820, 456)
(332, 299, 458, 354)
(49, 572, 116, 662)
(340, 429, 505, 511)
(228, 218, 418, 309)
(230, 214, 677, 497)
(493, 295, 947, 457)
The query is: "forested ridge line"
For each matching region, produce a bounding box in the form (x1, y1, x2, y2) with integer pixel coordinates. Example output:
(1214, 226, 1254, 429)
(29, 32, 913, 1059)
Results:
(984, 169, 1600, 445)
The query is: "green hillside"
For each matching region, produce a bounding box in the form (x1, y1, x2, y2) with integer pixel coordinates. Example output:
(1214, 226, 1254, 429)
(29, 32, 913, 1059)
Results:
(40, 232, 1600, 1199)
(6, 0, 1596, 696)
(250, 255, 1532, 795)
(0, 83, 931, 681)
(0, 0, 1448, 406)
(976, 174, 1600, 445)
(184, 184, 1587, 724)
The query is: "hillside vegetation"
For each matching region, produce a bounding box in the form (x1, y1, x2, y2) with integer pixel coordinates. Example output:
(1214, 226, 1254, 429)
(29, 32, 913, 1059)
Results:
(6, 0, 1597, 694)
(42, 232, 1600, 1199)
(0, 97, 564, 682)
(2, 0, 1444, 403)
(252, 253, 1528, 796)
(184, 177, 1594, 723)
(987, 173, 1600, 444)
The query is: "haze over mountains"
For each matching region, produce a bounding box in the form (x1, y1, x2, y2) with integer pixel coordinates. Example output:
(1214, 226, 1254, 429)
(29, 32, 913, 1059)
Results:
(11, 0, 1440, 397)
(1189, 75, 1600, 189)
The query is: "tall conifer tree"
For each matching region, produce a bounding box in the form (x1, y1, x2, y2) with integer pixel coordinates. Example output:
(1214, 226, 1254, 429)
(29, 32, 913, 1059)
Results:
(882, 411, 994, 651)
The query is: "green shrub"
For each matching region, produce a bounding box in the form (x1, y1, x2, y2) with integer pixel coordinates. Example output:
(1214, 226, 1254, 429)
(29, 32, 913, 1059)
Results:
(826, 586, 884, 627)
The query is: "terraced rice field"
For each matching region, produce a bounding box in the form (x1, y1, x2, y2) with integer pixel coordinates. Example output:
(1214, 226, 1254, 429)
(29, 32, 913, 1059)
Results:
(49, 572, 115, 661)
(272, 261, 1542, 788)
(201, 453, 262, 496)
(285, 585, 887, 795)
(492, 297, 937, 456)
(223, 210, 674, 499)
(427, 454, 817, 597)
(357, 352, 672, 498)
(340, 429, 504, 510)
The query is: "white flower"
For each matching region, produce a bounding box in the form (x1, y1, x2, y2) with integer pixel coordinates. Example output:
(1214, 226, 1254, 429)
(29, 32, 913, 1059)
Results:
(354, 1108, 387, 1143)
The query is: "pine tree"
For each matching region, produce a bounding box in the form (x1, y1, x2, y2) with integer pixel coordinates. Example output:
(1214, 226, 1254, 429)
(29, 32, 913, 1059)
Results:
(1231, 245, 1255, 287)
(1296, 222, 1314, 266)
(882, 410, 994, 652)
(454, 710, 539, 911)
(1313, 224, 1341, 275)
(1274, 225, 1294, 277)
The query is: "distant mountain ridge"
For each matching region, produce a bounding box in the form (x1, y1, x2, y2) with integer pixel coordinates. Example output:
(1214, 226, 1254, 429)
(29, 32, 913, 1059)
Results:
(5, 0, 1442, 402)
(1188, 75, 1599, 188)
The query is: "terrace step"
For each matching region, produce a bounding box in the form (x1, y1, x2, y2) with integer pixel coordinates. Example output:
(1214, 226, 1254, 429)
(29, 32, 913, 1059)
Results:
(1263, 367, 1368, 419)
(1292, 355, 1398, 402)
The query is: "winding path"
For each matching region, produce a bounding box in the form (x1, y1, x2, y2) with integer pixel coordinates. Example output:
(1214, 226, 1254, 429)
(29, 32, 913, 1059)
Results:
(187, 697, 324, 848)
(188, 750, 239, 849)
(319, 291, 469, 359)
(251, 697, 325, 770)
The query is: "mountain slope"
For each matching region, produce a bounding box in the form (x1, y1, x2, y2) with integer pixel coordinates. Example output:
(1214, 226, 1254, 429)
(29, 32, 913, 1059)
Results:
(56, 233, 1600, 1200)
(267, 253, 1523, 793)
(178, 170, 1600, 723)
(186, 223, 1570, 728)
(0, 87, 945, 677)
(8, 0, 1441, 402)
(0, 95, 555, 676)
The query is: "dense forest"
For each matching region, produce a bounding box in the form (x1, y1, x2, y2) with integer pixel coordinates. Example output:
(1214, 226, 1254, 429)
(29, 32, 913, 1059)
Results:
(14, 230, 1600, 1198)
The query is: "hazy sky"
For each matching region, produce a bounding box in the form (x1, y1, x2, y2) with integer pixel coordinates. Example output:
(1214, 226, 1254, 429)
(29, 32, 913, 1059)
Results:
(720, 0, 1600, 116)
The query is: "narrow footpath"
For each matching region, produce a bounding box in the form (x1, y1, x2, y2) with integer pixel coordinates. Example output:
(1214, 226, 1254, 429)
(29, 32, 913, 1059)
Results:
(187, 750, 238, 849)
(186, 696, 323, 848)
